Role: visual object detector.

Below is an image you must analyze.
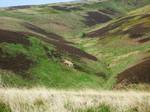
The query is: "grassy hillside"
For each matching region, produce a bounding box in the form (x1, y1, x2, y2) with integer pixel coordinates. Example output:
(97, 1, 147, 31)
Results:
(83, 4, 150, 89)
(0, 0, 150, 90)
(0, 31, 109, 89)
(0, 0, 149, 38)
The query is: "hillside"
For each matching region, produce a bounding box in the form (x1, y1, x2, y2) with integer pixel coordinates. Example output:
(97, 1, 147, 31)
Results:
(0, 0, 149, 90)
(84, 4, 150, 89)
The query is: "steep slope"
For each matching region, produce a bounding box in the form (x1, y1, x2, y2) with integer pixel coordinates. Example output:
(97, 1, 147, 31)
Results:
(0, 24, 111, 88)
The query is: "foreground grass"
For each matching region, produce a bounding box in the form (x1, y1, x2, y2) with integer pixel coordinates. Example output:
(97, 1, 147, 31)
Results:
(0, 102, 11, 112)
(0, 88, 149, 112)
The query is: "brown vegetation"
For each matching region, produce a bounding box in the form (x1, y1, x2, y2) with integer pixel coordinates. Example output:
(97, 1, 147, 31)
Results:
(137, 38, 150, 43)
(116, 58, 150, 86)
(0, 48, 33, 73)
(86, 15, 136, 37)
(7, 5, 32, 10)
(99, 9, 120, 16)
(122, 23, 150, 38)
(0, 29, 31, 46)
(83, 11, 112, 26)
(23, 22, 70, 43)
(23, 23, 97, 61)
(51, 5, 81, 11)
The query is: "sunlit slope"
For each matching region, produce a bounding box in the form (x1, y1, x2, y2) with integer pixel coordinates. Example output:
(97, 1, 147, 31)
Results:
(0, 0, 149, 89)
(82, 5, 150, 89)
(0, 0, 149, 38)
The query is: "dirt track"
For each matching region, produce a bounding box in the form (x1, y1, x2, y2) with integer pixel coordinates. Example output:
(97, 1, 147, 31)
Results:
(117, 58, 150, 85)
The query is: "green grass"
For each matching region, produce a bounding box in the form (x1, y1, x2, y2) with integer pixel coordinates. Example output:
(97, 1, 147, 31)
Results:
(64, 103, 114, 112)
(0, 36, 107, 89)
(94, 38, 150, 89)
(0, 0, 150, 89)
(75, 104, 111, 112)
(0, 102, 11, 112)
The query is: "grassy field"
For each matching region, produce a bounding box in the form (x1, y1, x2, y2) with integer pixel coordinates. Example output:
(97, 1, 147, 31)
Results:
(0, 88, 150, 112)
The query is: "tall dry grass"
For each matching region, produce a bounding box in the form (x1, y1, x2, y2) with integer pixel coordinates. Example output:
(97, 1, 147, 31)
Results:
(0, 88, 150, 112)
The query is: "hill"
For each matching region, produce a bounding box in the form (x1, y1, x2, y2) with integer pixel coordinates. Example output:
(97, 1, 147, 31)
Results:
(84, 4, 150, 89)
(0, 0, 149, 90)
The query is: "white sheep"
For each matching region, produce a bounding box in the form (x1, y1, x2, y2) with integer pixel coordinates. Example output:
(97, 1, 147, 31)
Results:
(63, 59, 73, 67)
